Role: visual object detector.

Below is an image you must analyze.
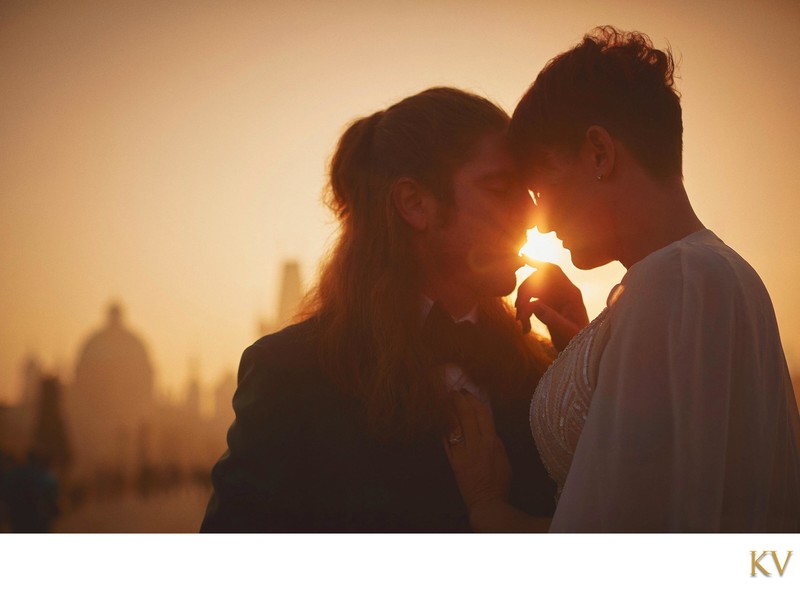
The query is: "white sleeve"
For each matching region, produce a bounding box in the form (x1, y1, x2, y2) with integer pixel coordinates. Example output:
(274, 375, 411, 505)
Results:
(550, 249, 739, 532)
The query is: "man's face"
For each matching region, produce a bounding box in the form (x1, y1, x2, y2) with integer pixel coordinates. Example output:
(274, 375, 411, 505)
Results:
(429, 131, 535, 297)
(524, 149, 617, 270)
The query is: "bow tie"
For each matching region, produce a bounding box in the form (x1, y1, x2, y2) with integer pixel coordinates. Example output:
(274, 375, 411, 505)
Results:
(421, 301, 501, 388)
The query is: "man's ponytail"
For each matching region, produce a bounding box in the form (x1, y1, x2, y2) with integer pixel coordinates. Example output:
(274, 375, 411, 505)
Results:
(327, 111, 384, 220)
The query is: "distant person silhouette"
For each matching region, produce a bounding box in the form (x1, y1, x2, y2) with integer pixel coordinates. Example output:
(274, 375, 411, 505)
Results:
(3, 451, 59, 533)
(0, 451, 14, 531)
(201, 87, 574, 532)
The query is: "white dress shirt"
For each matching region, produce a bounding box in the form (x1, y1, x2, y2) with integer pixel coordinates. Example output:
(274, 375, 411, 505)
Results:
(420, 295, 489, 404)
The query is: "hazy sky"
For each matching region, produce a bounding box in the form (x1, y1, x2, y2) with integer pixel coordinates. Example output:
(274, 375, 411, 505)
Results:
(2, 0, 799, 402)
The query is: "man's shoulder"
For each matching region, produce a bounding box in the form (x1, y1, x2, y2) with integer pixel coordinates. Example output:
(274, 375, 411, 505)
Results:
(234, 318, 328, 399)
(251, 317, 318, 349)
(245, 318, 320, 368)
(227, 318, 348, 433)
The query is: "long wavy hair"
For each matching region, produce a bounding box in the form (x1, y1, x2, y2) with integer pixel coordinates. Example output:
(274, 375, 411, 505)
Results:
(301, 87, 553, 441)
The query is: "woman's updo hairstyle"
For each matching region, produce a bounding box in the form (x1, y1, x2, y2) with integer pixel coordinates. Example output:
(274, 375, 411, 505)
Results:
(509, 26, 683, 181)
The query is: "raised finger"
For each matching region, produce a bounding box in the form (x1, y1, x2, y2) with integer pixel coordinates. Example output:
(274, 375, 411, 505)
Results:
(516, 269, 550, 306)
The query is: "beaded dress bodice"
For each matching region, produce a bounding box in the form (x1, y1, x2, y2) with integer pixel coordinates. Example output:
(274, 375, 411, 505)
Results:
(530, 289, 619, 497)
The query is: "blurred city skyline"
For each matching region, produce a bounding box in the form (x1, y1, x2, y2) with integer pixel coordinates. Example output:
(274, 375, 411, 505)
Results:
(0, 256, 305, 531)
(2, 0, 800, 404)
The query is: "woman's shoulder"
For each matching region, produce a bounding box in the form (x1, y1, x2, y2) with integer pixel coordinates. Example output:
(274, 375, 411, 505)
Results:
(606, 229, 777, 344)
(622, 229, 758, 299)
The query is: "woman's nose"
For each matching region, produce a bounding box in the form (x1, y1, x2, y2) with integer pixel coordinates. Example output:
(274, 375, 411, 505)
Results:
(532, 205, 552, 233)
(521, 192, 554, 233)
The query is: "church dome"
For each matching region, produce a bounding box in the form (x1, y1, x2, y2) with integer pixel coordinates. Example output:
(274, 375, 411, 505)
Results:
(73, 302, 155, 415)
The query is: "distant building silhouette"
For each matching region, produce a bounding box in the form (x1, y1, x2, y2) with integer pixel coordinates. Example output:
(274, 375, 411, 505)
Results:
(1, 283, 307, 526)
(30, 375, 72, 477)
(0, 357, 42, 459)
(185, 364, 202, 421)
(213, 371, 236, 420)
(20, 355, 43, 408)
(277, 261, 303, 327)
(258, 260, 304, 336)
(69, 302, 155, 481)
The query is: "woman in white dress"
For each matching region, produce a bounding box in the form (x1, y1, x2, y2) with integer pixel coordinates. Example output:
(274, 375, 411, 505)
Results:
(446, 26, 800, 532)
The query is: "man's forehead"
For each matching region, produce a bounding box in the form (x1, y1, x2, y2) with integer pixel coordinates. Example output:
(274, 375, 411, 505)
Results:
(475, 168, 517, 182)
(460, 151, 520, 181)
(459, 132, 515, 168)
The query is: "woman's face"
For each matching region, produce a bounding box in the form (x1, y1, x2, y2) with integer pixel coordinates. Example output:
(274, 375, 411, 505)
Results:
(524, 147, 619, 270)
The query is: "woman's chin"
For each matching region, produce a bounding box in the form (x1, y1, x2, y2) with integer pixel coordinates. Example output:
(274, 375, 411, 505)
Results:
(569, 247, 612, 270)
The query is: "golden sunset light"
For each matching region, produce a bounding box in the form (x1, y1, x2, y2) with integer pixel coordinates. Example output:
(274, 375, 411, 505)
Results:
(1, 1, 799, 546)
(519, 229, 566, 266)
(2, 1, 799, 407)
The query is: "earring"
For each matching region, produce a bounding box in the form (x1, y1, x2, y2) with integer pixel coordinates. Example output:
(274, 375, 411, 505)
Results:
(596, 174, 604, 181)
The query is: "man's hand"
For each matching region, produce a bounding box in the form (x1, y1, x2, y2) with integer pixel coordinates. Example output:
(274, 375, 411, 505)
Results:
(515, 258, 589, 351)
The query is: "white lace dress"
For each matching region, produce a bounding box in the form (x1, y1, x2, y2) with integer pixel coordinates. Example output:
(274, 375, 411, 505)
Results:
(530, 230, 800, 532)
(529, 287, 618, 498)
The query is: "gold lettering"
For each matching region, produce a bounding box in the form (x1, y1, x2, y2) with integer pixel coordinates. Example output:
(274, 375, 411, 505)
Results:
(751, 551, 771, 577)
(771, 551, 792, 577)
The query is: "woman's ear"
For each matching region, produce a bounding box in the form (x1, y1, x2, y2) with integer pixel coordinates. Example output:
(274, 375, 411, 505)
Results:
(583, 125, 616, 180)
(392, 177, 435, 231)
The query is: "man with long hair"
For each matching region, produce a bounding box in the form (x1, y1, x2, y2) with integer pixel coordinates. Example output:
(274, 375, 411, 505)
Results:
(201, 87, 564, 532)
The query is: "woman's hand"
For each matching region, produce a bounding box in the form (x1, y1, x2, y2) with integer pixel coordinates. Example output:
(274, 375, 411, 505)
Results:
(515, 258, 589, 351)
(444, 390, 511, 514)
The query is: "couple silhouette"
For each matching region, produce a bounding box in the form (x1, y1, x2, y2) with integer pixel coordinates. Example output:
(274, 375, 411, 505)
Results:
(200, 26, 800, 533)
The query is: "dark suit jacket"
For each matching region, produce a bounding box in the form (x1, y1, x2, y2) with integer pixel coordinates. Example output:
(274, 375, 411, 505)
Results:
(200, 318, 556, 532)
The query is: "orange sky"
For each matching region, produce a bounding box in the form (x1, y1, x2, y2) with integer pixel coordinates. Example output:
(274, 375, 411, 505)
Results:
(2, 0, 799, 402)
